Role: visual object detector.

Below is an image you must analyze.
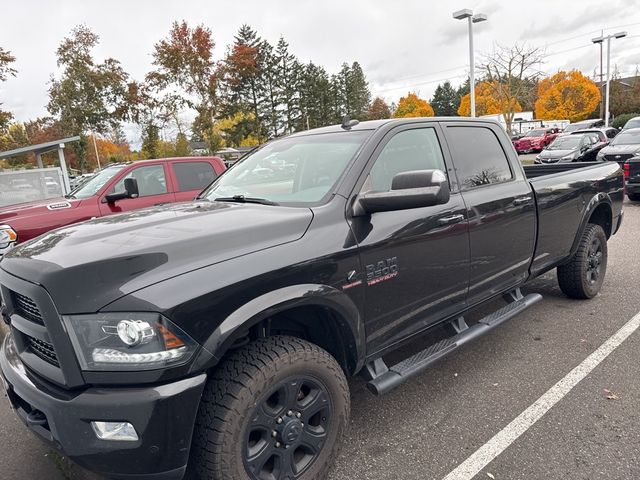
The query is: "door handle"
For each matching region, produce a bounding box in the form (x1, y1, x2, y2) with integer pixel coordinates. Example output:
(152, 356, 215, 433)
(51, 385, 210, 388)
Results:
(513, 196, 532, 206)
(438, 214, 465, 226)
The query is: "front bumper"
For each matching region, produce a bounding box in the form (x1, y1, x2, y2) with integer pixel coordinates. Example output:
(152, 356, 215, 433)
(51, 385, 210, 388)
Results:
(0, 333, 206, 479)
(0, 242, 15, 257)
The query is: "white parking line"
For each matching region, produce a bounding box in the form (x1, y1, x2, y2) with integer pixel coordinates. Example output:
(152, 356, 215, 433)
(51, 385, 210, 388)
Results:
(442, 311, 640, 480)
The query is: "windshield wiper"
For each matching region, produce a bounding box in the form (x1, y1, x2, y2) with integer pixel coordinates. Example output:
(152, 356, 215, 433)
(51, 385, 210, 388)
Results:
(214, 195, 279, 206)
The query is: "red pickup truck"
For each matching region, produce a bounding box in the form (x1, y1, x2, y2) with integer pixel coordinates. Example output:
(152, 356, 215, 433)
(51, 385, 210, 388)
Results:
(0, 156, 226, 256)
(513, 128, 559, 154)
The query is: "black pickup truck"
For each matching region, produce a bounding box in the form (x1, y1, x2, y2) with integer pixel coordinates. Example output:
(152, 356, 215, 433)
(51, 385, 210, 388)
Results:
(0, 118, 624, 480)
(625, 156, 640, 201)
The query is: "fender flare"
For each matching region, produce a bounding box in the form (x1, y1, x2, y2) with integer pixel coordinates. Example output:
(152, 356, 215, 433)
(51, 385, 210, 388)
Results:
(568, 192, 613, 258)
(195, 284, 366, 375)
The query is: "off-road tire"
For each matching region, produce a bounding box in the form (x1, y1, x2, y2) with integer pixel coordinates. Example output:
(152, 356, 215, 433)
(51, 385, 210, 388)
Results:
(557, 223, 607, 299)
(189, 336, 350, 480)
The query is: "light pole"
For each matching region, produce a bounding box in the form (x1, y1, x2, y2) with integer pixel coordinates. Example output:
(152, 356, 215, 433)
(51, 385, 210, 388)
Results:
(453, 9, 487, 118)
(592, 31, 627, 127)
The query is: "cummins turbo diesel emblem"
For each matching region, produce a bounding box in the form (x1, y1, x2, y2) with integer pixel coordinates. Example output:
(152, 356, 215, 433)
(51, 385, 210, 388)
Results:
(366, 257, 398, 286)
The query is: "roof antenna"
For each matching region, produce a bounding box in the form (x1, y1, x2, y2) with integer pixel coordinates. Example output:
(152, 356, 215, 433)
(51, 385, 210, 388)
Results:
(341, 115, 359, 130)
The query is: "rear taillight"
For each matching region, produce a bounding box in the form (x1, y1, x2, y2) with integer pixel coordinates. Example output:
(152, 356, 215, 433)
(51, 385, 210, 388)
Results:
(623, 162, 630, 180)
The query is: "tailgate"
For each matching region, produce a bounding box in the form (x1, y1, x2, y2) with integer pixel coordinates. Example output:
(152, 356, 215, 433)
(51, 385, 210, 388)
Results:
(629, 161, 640, 183)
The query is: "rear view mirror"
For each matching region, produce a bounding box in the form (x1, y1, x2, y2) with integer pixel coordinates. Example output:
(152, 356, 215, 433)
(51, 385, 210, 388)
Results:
(354, 169, 450, 216)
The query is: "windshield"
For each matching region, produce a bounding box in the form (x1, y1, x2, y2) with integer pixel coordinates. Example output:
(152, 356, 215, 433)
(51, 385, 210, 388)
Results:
(525, 129, 545, 137)
(563, 124, 586, 133)
(547, 136, 582, 150)
(202, 131, 370, 205)
(611, 130, 640, 146)
(68, 165, 126, 199)
(623, 119, 640, 130)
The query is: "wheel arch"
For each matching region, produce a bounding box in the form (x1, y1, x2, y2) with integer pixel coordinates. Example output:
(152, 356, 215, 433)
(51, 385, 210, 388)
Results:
(570, 194, 613, 257)
(196, 284, 366, 376)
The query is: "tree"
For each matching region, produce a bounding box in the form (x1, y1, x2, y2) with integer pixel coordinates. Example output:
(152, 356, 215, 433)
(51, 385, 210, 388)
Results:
(479, 44, 543, 133)
(274, 37, 301, 134)
(346, 62, 371, 119)
(148, 21, 218, 152)
(0, 47, 17, 131)
(431, 81, 459, 116)
(368, 97, 392, 120)
(393, 92, 434, 118)
(47, 25, 130, 171)
(609, 75, 640, 116)
(457, 81, 522, 117)
(535, 70, 601, 122)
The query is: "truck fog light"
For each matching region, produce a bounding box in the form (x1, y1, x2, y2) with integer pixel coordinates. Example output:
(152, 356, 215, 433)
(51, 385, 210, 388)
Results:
(91, 421, 139, 441)
(117, 320, 155, 346)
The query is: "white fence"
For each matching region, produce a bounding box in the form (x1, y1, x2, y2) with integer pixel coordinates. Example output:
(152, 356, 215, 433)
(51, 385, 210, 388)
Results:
(0, 168, 66, 207)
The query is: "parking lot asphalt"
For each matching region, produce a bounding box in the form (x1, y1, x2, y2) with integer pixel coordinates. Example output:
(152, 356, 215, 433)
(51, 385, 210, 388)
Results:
(1, 196, 638, 480)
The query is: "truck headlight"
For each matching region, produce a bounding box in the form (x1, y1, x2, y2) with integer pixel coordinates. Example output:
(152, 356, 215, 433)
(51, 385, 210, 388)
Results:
(0, 225, 17, 249)
(63, 313, 198, 371)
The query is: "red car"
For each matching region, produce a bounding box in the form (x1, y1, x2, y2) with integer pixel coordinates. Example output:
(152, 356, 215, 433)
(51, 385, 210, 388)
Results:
(513, 128, 559, 154)
(0, 156, 226, 256)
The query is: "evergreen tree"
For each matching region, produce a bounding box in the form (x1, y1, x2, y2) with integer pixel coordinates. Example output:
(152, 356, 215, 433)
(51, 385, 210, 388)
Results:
(430, 81, 459, 116)
(347, 62, 371, 119)
(274, 37, 301, 135)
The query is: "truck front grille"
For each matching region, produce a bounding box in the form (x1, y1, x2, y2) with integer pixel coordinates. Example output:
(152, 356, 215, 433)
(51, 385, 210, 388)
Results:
(25, 335, 59, 367)
(12, 291, 44, 325)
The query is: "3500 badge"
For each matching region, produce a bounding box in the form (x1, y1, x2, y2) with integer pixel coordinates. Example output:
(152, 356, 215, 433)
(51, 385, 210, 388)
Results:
(366, 257, 398, 286)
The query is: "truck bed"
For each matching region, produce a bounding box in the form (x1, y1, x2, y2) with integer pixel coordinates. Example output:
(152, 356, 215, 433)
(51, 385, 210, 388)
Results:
(524, 161, 624, 277)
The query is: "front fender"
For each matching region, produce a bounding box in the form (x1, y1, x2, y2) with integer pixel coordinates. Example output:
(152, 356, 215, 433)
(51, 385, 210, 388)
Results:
(194, 284, 365, 374)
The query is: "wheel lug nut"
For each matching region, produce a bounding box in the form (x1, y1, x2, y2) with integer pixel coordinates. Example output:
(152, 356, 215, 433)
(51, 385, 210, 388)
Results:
(272, 431, 277, 438)
(275, 442, 281, 448)
(276, 417, 283, 424)
(287, 410, 293, 416)
(296, 412, 301, 418)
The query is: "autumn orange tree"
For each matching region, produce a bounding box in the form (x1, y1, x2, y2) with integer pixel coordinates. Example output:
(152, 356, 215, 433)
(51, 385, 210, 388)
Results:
(393, 93, 434, 118)
(535, 70, 601, 122)
(368, 97, 391, 119)
(457, 81, 523, 117)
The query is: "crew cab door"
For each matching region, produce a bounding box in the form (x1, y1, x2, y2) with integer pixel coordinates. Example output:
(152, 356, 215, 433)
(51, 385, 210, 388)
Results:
(171, 160, 221, 202)
(99, 163, 175, 215)
(350, 124, 470, 354)
(442, 122, 536, 305)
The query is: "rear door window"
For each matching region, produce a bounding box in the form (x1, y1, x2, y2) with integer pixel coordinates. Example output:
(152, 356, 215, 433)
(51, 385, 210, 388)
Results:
(446, 126, 513, 190)
(173, 162, 217, 192)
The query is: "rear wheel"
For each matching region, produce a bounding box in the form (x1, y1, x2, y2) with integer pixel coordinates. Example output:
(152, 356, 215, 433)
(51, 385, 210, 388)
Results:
(557, 223, 608, 299)
(189, 336, 350, 480)
(628, 193, 640, 202)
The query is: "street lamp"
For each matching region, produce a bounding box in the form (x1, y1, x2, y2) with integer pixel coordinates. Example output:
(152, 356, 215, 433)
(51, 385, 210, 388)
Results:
(592, 31, 627, 127)
(453, 9, 488, 118)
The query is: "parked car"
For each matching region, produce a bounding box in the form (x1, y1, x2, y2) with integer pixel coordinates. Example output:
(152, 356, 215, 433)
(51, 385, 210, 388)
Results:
(0, 156, 226, 256)
(572, 127, 618, 142)
(596, 128, 640, 165)
(562, 118, 605, 134)
(535, 132, 603, 163)
(621, 116, 640, 131)
(624, 156, 640, 201)
(0, 117, 624, 480)
(513, 127, 559, 153)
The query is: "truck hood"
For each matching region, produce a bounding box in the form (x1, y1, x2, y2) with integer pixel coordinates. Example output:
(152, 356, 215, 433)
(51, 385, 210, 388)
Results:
(0, 201, 313, 313)
(0, 197, 81, 224)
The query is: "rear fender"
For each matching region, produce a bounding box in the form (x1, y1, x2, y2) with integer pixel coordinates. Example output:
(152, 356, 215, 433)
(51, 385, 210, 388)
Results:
(193, 284, 365, 375)
(568, 193, 613, 258)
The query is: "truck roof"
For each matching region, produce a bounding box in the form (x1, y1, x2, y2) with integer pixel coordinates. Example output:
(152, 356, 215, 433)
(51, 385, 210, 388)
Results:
(287, 117, 501, 138)
(101, 156, 223, 169)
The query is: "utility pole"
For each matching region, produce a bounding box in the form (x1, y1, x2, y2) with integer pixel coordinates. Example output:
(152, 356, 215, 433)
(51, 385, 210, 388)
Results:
(599, 30, 604, 119)
(453, 9, 488, 118)
(592, 31, 627, 127)
(92, 133, 102, 170)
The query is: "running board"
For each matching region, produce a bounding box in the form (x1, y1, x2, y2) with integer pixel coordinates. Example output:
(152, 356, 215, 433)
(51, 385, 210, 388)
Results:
(366, 291, 542, 395)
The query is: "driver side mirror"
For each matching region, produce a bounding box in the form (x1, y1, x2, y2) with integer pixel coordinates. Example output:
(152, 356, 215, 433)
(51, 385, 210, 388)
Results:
(353, 170, 450, 216)
(105, 177, 140, 204)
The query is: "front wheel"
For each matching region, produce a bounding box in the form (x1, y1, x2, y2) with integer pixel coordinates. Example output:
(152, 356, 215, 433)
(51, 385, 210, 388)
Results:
(557, 223, 608, 299)
(189, 336, 350, 480)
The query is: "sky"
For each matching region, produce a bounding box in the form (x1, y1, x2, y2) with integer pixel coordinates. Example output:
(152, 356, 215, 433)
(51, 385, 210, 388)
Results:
(1, 0, 639, 145)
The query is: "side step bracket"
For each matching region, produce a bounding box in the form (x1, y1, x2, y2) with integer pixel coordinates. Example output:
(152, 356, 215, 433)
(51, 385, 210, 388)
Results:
(366, 290, 542, 395)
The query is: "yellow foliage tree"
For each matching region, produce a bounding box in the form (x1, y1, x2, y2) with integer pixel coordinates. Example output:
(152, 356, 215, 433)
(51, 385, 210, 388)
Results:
(535, 70, 601, 122)
(393, 92, 434, 118)
(457, 81, 522, 117)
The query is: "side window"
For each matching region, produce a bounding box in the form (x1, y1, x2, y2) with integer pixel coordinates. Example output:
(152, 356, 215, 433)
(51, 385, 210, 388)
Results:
(365, 128, 446, 192)
(174, 162, 217, 192)
(110, 165, 167, 197)
(447, 126, 513, 189)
